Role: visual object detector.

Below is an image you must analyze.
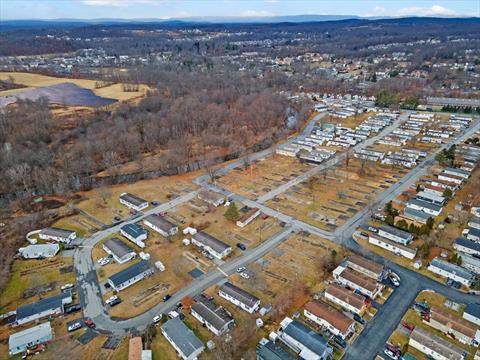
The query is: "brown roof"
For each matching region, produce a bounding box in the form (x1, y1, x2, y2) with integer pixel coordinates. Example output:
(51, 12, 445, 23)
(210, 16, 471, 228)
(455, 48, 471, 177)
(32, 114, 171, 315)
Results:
(347, 255, 383, 276)
(430, 307, 477, 338)
(424, 184, 445, 193)
(305, 300, 353, 333)
(128, 337, 142, 360)
(325, 284, 365, 311)
(238, 208, 259, 223)
(339, 268, 379, 293)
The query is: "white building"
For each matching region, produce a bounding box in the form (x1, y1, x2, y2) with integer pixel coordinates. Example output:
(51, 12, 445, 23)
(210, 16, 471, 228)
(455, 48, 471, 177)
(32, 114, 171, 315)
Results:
(39, 227, 76, 244)
(427, 257, 476, 287)
(9, 322, 53, 355)
(19, 244, 60, 259)
(304, 300, 355, 339)
(369, 234, 417, 259)
(161, 317, 204, 360)
(120, 223, 148, 248)
(218, 282, 260, 314)
(191, 232, 232, 260)
(102, 238, 136, 264)
(119, 192, 149, 211)
(190, 298, 234, 336)
(378, 225, 414, 245)
(143, 214, 178, 237)
(409, 327, 465, 360)
(324, 284, 366, 315)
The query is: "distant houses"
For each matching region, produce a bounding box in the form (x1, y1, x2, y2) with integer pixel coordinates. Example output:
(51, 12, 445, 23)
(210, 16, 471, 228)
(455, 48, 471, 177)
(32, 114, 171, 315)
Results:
(107, 260, 154, 292)
(218, 282, 260, 314)
(191, 232, 232, 260)
(39, 227, 76, 244)
(143, 214, 178, 237)
(161, 317, 204, 360)
(119, 192, 148, 211)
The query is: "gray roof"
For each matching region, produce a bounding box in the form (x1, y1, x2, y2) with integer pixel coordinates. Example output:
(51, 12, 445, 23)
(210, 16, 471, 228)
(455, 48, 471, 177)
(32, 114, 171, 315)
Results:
(379, 224, 413, 240)
(407, 198, 443, 212)
(219, 282, 259, 308)
(468, 227, 480, 238)
(256, 340, 296, 360)
(104, 237, 135, 258)
(120, 193, 147, 206)
(144, 214, 177, 232)
(404, 207, 432, 221)
(444, 167, 470, 177)
(121, 223, 147, 239)
(465, 303, 480, 319)
(191, 299, 233, 332)
(282, 320, 332, 358)
(455, 237, 480, 252)
(19, 244, 60, 257)
(16, 292, 71, 322)
(161, 317, 204, 357)
(427, 97, 480, 107)
(9, 322, 52, 351)
(108, 260, 152, 288)
(430, 257, 476, 282)
(40, 227, 75, 238)
(193, 232, 231, 254)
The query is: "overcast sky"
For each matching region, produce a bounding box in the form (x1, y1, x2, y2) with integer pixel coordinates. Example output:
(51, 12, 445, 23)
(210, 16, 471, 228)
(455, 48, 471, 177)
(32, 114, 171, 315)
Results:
(1, 0, 478, 20)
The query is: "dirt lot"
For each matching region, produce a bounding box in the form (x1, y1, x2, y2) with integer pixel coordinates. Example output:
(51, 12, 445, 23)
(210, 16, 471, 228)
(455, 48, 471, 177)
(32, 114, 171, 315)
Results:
(171, 199, 283, 251)
(216, 155, 312, 200)
(322, 111, 376, 129)
(71, 173, 198, 225)
(0, 257, 76, 312)
(0, 72, 148, 102)
(387, 290, 476, 360)
(266, 159, 408, 231)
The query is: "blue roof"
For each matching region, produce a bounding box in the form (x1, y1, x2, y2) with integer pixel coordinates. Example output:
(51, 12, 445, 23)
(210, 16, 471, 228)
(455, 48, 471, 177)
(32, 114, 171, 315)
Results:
(408, 198, 442, 212)
(108, 260, 152, 287)
(121, 223, 147, 239)
(465, 303, 480, 319)
(16, 292, 71, 322)
(468, 227, 480, 238)
(430, 257, 476, 282)
(456, 237, 480, 252)
(283, 320, 332, 358)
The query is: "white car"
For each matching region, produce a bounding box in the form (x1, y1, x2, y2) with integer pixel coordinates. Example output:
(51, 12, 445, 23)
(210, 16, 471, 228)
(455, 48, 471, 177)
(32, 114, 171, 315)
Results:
(389, 272, 401, 287)
(67, 321, 82, 332)
(97, 257, 109, 266)
(240, 272, 250, 279)
(105, 295, 119, 306)
(168, 311, 180, 319)
(152, 314, 162, 324)
(61, 283, 74, 291)
(236, 267, 246, 273)
(383, 349, 399, 360)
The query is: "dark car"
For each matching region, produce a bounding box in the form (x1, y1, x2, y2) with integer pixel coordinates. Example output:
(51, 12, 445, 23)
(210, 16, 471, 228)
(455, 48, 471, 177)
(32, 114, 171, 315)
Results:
(151, 201, 159, 206)
(64, 304, 82, 314)
(236, 243, 246, 251)
(163, 294, 171, 302)
(332, 335, 347, 349)
(104, 282, 111, 289)
(353, 313, 366, 325)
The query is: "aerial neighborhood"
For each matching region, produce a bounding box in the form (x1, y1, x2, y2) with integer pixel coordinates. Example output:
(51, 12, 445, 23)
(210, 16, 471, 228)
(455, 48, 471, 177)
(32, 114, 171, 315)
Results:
(1, 4, 480, 360)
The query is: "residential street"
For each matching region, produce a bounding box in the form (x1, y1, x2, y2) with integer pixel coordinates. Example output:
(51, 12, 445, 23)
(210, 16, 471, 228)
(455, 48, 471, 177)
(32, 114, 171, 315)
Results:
(73, 112, 480, 360)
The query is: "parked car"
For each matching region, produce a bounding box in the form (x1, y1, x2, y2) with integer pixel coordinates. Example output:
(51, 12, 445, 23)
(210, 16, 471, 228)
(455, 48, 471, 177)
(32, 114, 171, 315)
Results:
(236, 267, 246, 273)
(388, 274, 400, 287)
(97, 257, 109, 266)
(368, 226, 378, 233)
(240, 272, 250, 279)
(163, 294, 171, 302)
(383, 349, 399, 360)
(67, 321, 82, 332)
(333, 335, 347, 349)
(236, 243, 246, 251)
(353, 313, 366, 325)
(152, 315, 162, 324)
(64, 304, 82, 314)
(168, 311, 180, 319)
(447, 278, 461, 289)
(401, 321, 415, 331)
(84, 318, 95, 328)
(106, 295, 120, 306)
(61, 283, 74, 291)
(151, 201, 159, 206)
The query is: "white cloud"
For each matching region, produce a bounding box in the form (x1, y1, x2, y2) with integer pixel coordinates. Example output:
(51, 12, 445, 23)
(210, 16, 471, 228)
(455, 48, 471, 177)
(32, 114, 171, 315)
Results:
(239, 10, 274, 17)
(397, 5, 457, 17)
(82, 0, 154, 7)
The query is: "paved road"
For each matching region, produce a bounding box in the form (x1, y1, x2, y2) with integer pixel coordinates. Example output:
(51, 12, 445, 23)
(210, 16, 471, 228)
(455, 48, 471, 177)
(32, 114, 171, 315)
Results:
(74, 109, 480, 358)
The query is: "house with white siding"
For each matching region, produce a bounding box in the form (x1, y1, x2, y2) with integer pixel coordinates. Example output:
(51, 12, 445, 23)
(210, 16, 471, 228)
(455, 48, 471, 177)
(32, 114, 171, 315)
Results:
(143, 214, 178, 237)
(409, 327, 464, 360)
(191, 232, 232, 260)
(120, 223, 148, 248)
(19, 244, 60, 259)
(119, 193, 149, 211)
(39, 228, 76, 244)
(218, 282, 260, 314)
(427, 257, 476, 287)
(324, 284, 366, 315)
(378, 225, 414, 245)
(304, 300, 355, 339)
(369, 233, 417, 259)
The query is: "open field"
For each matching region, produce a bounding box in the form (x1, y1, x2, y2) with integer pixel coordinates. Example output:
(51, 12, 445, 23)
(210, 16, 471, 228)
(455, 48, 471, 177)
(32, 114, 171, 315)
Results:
(70, 173, 198, 225)
(0, 72, 148, 102)
(216, 155, 312, 200)
(0, 257, 76, 312)
(171, 198, 283, 251)
(322, 111, 376, 129)
(266, 159, 408, 231)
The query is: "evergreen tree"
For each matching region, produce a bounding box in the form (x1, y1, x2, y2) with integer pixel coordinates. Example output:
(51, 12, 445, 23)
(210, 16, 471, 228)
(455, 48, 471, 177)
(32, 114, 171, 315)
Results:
(224, 202, 240, 221)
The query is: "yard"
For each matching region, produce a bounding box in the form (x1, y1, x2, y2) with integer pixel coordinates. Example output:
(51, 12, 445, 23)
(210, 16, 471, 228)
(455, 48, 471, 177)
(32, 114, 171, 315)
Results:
(266, 159, 408, 231)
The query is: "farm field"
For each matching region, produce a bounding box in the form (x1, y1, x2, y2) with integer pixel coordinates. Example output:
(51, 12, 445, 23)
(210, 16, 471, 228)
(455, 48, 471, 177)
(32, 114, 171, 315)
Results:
(0, 72, 148, 102)
(266, 159, 409, 231)
(216, 155, 312, 200)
